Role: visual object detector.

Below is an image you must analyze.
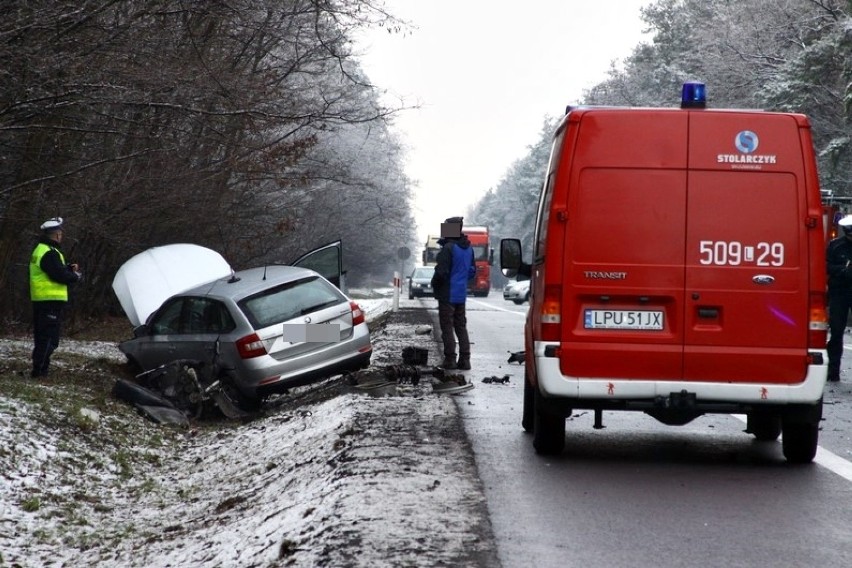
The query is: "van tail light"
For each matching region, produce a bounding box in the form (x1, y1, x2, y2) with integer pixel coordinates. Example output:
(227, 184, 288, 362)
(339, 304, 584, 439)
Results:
(236, 333, 267, 359)
(351, 301, 366, 326)
(808, 292, 828, 349)
(540, 284, 562, 342)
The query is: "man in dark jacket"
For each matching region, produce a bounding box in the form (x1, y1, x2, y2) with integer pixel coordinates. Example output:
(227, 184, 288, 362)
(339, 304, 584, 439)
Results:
(431, 217, 476, 370)
(29, 217, 82, 378)
(826, 215, 852, 382)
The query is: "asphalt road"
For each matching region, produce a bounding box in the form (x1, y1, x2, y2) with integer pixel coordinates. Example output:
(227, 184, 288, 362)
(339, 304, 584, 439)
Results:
(419, 293, 852, 568)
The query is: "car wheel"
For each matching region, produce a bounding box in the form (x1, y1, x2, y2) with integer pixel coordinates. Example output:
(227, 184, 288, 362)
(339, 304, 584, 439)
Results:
(782, 419, 819, 464)
(533, 389, 565, 455)
(746, 412, 782, 441)
(513, 299, 524, 305)
(143, 361, 206, 419)
(408, 293, 414, 300)
(219, 371, 262, 413)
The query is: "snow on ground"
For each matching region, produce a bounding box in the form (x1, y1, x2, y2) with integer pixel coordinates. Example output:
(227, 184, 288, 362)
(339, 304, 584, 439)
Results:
(0, 296, 498, 567)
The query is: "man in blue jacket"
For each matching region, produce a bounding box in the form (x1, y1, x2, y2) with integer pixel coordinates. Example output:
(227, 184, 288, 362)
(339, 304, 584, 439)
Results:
(431, 217, 476, 370)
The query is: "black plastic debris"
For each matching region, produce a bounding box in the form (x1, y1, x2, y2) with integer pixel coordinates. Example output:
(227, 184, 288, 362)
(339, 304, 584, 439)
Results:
(402, 346, 429, 366)
(482, 375, 511, 385)
(344, 365, 473, 395)
(507, 351, 524, 364)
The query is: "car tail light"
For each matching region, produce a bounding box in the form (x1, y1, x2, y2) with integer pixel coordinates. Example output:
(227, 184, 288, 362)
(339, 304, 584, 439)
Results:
(808, 292, 828, 349)
(351, 301, 366, 326)
(236, 333, 267, 359)
(541, 284, 562, 342)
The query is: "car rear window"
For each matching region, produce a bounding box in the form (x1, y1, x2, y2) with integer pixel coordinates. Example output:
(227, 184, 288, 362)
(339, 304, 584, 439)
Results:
(238, 276, 347, 329)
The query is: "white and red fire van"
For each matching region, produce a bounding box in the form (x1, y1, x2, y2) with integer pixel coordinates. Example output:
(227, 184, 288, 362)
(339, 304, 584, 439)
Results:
(501, 83, 828, 463)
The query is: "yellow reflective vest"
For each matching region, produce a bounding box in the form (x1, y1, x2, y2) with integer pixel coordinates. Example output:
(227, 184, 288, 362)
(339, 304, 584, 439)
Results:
(30, 243, 69, 302)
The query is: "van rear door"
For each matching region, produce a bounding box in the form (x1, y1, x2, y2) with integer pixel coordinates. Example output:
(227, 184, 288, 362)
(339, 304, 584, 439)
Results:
(684, 112, 810, 384)
(559, 109, 811, 386)
(561, 110, 688, 380)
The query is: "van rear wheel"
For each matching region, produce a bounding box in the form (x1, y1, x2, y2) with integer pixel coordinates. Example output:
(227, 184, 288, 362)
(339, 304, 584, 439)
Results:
(781, 420, 819, 464)
(747, 412, 782, 441)
(533, 390, 565, 455)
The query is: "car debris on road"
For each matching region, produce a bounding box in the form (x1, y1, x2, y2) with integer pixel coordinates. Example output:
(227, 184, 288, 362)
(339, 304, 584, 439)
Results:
(482, 375, 511, 385)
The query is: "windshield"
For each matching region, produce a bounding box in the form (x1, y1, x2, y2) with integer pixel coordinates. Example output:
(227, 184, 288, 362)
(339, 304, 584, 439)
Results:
(413, 267, 434, 279)
(472, 245, 489, 261)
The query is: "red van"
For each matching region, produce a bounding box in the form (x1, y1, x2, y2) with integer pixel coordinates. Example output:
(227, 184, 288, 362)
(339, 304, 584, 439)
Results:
(501, 83, 828, 463)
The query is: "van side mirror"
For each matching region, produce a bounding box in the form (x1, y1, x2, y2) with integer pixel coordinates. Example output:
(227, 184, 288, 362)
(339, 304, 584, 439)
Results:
(500, 239, 523, 278)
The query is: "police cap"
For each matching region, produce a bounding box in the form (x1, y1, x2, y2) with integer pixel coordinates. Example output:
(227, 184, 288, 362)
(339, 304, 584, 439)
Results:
(40, 217, 64, 232)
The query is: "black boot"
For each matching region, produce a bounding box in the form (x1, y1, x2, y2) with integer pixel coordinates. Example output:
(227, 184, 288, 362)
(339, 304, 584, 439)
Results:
(457, 355, 471, 370)
(828, 367, 841, 382)
(441, 356, 457, 370)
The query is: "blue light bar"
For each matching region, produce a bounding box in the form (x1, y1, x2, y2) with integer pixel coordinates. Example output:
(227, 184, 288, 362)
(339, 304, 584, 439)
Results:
(681, 81, 706, 109)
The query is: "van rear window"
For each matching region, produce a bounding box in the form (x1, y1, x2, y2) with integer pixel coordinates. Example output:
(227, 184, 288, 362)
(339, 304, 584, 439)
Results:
(535, 128, 566, 259)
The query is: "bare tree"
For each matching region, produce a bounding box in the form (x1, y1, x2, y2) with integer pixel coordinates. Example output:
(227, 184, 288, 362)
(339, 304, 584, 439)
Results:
(0, 0, 415, 327)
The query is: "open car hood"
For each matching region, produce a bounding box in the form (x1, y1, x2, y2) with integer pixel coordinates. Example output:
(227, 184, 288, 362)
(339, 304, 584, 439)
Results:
(112, 244, 232, 327)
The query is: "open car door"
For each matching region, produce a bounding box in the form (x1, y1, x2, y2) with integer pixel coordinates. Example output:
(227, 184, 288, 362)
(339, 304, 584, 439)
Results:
(290, 240, 346, 290)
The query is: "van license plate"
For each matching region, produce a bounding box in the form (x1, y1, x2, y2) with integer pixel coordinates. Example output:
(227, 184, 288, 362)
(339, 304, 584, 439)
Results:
(584, 309, 664, 331)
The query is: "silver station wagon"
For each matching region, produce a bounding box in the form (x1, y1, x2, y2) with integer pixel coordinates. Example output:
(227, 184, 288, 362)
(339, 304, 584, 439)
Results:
(115, 242, 372, 406)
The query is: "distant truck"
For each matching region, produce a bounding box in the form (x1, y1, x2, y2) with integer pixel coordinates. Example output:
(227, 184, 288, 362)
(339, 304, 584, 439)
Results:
(464, 225, 494, 297)
(421, 227, 494, 296)
(422, 235, 441, 266)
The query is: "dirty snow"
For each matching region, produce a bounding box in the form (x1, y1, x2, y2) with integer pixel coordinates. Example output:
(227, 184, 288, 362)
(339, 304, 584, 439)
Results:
(0, 297, 497, 567)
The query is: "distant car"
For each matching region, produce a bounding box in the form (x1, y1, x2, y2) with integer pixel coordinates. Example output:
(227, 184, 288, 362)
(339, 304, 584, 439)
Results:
(408, 266, 435, 299)
(115, 242, 371, 407)
(503, 279, 530, 304)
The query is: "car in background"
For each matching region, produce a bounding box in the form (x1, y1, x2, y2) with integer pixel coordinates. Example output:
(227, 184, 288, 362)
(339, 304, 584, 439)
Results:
(408, 266, 435, 299)
(115, 242, 371, 407)
(503, 278, 530, 304)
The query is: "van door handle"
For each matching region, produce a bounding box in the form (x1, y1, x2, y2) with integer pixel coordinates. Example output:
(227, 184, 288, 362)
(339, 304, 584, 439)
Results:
(698, 308, 719, 319)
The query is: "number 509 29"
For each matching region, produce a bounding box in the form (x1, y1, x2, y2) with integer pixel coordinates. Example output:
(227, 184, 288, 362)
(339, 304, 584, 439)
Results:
(698, 240, 784, 267)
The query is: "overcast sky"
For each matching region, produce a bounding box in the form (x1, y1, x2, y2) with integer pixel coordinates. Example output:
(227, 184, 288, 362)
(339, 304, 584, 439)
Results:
(356, 0, 652, 244)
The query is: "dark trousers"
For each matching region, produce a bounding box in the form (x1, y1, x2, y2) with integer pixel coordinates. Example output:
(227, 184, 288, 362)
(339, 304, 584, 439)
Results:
(827, 292, 852, 377)
(438, 301, 470, 359)
(32, 303, 63, 376)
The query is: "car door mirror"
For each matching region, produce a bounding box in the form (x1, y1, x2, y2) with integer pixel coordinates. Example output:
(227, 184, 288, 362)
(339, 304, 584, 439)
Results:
(132, 324, 150, 338)
(500, 238, 523, 278)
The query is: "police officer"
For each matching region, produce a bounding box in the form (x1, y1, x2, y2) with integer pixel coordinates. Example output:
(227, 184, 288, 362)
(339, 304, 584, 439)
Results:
(826, 215, 852, 382)
(30, 218, 82, 378)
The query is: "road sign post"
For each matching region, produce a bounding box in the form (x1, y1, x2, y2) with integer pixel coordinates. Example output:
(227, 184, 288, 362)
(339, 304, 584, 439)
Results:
(394, 246, 411, 312)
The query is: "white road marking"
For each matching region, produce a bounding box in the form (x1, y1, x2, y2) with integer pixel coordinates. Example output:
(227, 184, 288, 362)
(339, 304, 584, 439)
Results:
(814, 448, 852, 481)
(469, 298, 527, 315)
(732, 415, 852, 480)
